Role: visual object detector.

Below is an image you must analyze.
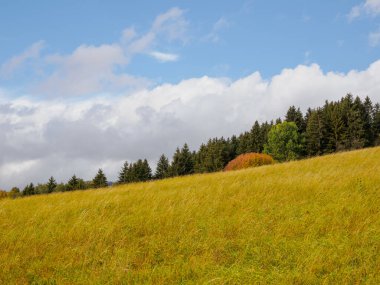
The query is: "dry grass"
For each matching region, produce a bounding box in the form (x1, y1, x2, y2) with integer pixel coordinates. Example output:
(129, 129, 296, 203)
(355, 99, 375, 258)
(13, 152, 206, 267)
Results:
(1, 147, 380, 284)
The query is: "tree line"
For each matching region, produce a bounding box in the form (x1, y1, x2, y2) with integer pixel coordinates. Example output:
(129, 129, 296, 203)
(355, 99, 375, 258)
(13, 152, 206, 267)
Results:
(4, 94, 380, 199)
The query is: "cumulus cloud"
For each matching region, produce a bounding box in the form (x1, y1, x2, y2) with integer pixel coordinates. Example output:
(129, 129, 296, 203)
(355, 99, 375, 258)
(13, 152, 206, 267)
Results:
(1, 61, 380, 189)
(0, 41, 44, 78)
(348, 0, 380, 20)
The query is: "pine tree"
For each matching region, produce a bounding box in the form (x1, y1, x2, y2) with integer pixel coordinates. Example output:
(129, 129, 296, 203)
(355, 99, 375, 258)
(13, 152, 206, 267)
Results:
(306, 109, 325, 156)
(171, 144, 194, 176)
(285, 106, 305, 133)
(237, 132, 250, 154)
(118, 161, 129, 184)
(373, 103, 380, 145)
(142, 159, 152, 181)
(67, 175, 79, 191)
(248, 121, 262, 153)
(133, 159, 144, 181)
(363, 96, 374, 146)
(155, 154, 170, 179)
(47, 176, 57, 193)
(226, 135, 239, 162)
(22, 183, 35, 196)
(92, 169, 108, 188)
(344, 97, 365, 149)
(324, 101, 344, 152)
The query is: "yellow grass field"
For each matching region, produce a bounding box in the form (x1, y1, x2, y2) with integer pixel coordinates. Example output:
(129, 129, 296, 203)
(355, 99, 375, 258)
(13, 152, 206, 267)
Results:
(1, 148, 380, 284)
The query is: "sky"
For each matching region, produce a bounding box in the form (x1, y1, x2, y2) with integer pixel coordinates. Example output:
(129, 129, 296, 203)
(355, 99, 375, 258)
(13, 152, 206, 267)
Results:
(1, 0, 380, 189)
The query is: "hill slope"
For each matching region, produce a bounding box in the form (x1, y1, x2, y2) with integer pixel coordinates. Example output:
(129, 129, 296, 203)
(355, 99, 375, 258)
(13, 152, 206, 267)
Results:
(1, 148, 380, 284)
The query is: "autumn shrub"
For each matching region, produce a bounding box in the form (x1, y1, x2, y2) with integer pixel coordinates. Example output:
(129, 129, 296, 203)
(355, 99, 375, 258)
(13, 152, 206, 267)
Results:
(224, 152, 274, 171)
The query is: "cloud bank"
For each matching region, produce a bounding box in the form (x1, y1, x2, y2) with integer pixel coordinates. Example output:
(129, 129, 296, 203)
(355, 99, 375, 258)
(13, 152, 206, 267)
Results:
(1, 60, 380, 189)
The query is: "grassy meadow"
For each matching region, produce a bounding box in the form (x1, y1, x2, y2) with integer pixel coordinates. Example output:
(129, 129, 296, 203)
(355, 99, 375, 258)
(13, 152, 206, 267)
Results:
(1, 147, 380, 284)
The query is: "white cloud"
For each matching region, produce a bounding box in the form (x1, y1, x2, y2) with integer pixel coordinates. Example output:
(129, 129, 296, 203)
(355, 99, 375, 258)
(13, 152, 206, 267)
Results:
(149, 51, 179, 62)
(0, 41, 44, 78)
(120, 27, 137, 44)
(364, 0, 380, 15)
(369, 29, 380, 46)
(348, 5, 362, 21)
(1, 60, 380, 189)
(348, 0, 380, 20)
(1, 7, 188, 97)
(38, 44, 151, 96)
(203, 17, 231, 43)
(152, 7, 188, 42)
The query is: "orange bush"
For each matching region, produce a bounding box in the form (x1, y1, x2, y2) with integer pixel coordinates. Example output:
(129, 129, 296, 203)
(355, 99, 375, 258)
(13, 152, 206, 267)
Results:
(224, 153, 274, 171)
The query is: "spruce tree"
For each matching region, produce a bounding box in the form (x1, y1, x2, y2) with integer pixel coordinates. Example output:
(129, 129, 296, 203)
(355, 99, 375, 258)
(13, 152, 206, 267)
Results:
(118, 161, 129, 184)
(133, 159, 144, 181)
(305, 109, 325, 156)
(344, 97, 365, 149)
(180, 143, 194, 175)
(171, 144, 194, 176)
(285, 106, 305, 133)
(373, 103, 380, 145)
(363, 96, 374, 146)
(248, 121, 262, 153)
(142, 159, 152, 181)
(92, 169, 108, 188)
(22, 183, 35, 196)
(155, 154, 170, 179)
(67, 175, 79, 191)
(237, 132, 250, 155)
(47, 176, 57, 193)
(323, 101, 344, 152)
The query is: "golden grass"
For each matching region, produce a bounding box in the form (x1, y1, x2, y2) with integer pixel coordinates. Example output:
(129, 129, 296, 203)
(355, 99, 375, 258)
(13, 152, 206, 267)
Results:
(1, 148, 380, 284)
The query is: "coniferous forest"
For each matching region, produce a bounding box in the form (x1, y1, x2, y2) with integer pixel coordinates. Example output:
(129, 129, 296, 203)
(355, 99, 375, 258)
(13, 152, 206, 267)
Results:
(5, 94, 380, 198)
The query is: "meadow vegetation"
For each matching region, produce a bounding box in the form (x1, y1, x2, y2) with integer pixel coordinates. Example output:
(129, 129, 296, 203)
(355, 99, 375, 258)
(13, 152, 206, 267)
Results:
(1, 147, 379, 284)
(224, 153, 274, 171)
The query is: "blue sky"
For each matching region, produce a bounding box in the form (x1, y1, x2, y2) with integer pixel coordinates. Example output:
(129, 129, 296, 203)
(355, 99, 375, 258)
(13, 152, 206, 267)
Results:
(1, 0, 380, 91)
(1, 0, 380, 189)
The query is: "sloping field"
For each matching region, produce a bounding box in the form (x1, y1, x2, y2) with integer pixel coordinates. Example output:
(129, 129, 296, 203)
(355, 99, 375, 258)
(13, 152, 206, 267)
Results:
(1, 148, 380, 284)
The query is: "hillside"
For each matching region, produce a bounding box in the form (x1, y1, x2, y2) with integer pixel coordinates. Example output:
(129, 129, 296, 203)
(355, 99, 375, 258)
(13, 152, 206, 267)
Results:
(1, 148, 380, 284)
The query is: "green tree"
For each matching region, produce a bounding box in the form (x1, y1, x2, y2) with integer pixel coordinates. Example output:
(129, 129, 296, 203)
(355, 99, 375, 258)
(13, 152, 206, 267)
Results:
(134, 159, 152, 182)
(305, 109, 325, 156)
(22, 183, 35, 196)
(118, 161, 129, 184)
(363, 96, 375, 146)
(92, 169, 108, 188)
(237, 132, 250, 155)
(264, 122, 303, 162)
(248, 121, 264, 153)
(55, 183, 66, 192)
(323, 101, 345, 152)
(155, 154, 170, 179)
(47, 176, 57, 193)
(67, 175, 79, 191)
(171, 144, 194, 176)
(285, 106, 305, 133)
(9, 187, 21, 199)
(35, 183, 48, 194)
(344, 97, 365, 149)
(373, 103, 380, 145)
